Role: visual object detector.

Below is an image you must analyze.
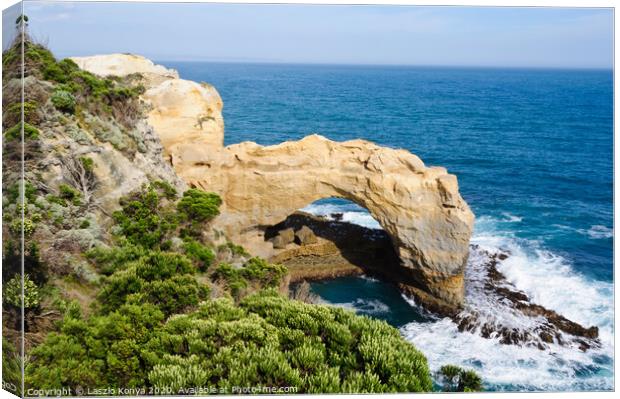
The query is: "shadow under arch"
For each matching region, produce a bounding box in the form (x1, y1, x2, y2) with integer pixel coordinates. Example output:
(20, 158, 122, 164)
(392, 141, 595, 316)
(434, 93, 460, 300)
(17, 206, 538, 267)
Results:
(263, 197, 402, 283)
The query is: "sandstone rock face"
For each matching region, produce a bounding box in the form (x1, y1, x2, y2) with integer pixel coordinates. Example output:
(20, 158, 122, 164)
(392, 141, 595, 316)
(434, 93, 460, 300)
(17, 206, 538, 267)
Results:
(74, 54, 475, 312)
(70, 54, 225, 152)
(295, 226, 318, 246)
(184, 135, 475, 308)
(272, 228, 295, 249)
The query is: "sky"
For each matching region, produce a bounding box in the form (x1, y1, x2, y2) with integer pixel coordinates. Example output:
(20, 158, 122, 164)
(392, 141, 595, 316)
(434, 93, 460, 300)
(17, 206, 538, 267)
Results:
(3, 1, 615, 68)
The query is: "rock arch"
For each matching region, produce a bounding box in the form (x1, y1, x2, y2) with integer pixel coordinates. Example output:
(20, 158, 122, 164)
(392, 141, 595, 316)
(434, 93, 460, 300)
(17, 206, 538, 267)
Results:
(71, 54, 475, 313)
(178, 135, 474, 311)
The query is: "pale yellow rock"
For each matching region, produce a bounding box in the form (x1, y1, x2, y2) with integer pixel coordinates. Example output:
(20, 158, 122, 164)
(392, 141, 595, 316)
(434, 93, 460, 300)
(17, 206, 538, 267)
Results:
(70, 54, 224, 152)
(75, 54, 475, 310)
(71, 53, 178, 84)
(143, 79, 224, 150)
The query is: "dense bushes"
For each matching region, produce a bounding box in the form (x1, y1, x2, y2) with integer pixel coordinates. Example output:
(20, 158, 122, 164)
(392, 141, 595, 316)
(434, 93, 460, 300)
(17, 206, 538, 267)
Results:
(8, 39, 146, 130)
(183, 239, 215, 270)
(112, 181, 180, 249)
(27, 291, 434, 394)
(212, 257, 287, 297)
(23, 181, 460, 393)
(177, 188, 222, 222)
(96, 251, 208, 316)
(27, 303, 166, 389)
(112, 182, 225, 248)
(3, 101, 39, 126)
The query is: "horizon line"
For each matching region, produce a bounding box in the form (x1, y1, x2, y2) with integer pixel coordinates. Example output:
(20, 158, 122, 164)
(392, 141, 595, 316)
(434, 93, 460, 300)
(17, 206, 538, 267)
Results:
(152, 58, 613, 71)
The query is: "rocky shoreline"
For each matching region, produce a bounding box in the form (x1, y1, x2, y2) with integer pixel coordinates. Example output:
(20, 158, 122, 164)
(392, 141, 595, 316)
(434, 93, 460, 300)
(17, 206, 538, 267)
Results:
(455, 245, 600, 351)
(270, 213, 601, 352)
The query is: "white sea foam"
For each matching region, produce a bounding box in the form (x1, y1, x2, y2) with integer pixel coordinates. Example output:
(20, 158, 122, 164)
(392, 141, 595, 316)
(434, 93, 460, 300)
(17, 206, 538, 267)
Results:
(551, 223, 612, 240)
(321, 298, 390, 315)
(402, 216, 614, 391)
(585, 225, 613, 240)
(359, 274, 380, 283)
(305, 203, 614, 390)
(300, 203, 383, 230)
(501, 212, 523, 222)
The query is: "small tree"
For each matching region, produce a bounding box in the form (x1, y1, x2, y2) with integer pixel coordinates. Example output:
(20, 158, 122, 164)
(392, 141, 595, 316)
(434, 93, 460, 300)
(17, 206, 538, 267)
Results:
(177, 188, 221, 237)
(437, 364, 483, 392)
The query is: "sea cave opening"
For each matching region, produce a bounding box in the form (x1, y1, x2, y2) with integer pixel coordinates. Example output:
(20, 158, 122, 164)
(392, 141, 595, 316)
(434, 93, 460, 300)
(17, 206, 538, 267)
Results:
(262, 197, 401, 288)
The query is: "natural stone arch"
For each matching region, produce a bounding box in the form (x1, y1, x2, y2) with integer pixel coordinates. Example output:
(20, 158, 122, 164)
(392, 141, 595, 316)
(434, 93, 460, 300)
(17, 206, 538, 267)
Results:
(177, 135, 474, 311)
(71, 54, 475, 314)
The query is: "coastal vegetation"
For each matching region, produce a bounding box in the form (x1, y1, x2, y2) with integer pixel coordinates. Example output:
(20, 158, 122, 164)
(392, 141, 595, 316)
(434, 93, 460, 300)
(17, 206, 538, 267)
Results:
(2, 27, 482, 395)
(23, 182, 434, 393)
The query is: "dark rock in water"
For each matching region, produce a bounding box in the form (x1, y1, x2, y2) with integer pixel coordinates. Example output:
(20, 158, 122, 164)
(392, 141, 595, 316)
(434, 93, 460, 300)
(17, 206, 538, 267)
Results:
(295, 225, 318, 245)
(330, 212, 344, 221)
(272, 227, 295, 249)
(454, 245, 601, 352)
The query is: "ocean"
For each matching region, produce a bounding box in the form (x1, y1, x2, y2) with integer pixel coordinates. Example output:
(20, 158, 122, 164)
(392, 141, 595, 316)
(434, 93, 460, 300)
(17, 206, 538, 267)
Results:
(163, 61, 614, 391)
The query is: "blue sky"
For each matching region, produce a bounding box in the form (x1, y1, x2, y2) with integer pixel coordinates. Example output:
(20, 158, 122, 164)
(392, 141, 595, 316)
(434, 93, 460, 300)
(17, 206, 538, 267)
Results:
(10, 1, 615, 68)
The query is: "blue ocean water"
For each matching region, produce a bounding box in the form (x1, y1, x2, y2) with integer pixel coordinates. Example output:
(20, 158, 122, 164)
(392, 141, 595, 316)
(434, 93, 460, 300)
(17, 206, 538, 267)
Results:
(163, 61, 613, 391)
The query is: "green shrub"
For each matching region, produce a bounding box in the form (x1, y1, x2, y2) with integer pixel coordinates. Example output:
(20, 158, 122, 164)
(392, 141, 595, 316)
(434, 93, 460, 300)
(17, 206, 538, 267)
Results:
(437, 364, 483, 392)
(58, 184, 81, 205)
(46, 194, 67, 207)
(4, 100, 38, 125)
(51, 89, 76, 113)
(3, 274, 41, 309)
(26, 303, 165, 390)
(212, 263, 248, 298)
(3, 122, 40, 140)
(177, 189, 221, 223)
(27, 278, 434, 394)
(130, 274, 209, 316)
(141, 291, 433, 394)
(218, 241, 250, 257)
(241, 257, 287, 288)
(212, 258, 287, 299)
(2, 338, 22, 396)
(10, 218, 36, 237)
(113, 182, 179, 249)
(5, 181, 37, 203)
(80, 157, 94, 173)
(183, 239, 214, 270)
(96, 250, 205, 316)
(86, 242, 147, 275)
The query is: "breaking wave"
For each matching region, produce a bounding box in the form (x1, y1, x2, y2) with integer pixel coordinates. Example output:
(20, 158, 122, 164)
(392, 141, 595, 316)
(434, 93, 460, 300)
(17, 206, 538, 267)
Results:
(402, 216, 614, 391)
(303, 202, 613, 391)
(300, 202, 382, 230)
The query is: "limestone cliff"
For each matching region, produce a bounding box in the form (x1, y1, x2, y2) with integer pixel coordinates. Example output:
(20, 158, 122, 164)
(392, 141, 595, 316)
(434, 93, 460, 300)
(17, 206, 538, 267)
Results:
(72, 54, 475, 312)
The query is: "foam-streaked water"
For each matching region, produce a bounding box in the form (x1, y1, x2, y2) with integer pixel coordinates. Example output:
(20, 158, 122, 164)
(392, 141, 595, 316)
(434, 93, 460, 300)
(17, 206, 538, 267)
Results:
(163, 62, 613, 391)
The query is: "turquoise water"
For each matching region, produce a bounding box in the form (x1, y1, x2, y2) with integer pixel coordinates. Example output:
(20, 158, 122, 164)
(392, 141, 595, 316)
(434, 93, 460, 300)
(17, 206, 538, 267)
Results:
(164, 62, 613, 391)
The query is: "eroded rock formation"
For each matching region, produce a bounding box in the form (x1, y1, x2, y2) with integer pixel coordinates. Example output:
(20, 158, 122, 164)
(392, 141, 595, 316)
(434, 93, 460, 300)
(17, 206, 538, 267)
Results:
(72, 54, 475, 312)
